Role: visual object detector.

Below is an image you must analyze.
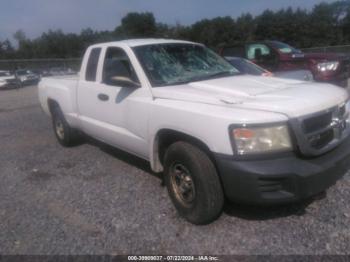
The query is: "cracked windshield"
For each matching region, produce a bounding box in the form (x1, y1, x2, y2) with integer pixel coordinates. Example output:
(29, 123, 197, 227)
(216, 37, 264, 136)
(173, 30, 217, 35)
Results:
(134, 44, 239, 86)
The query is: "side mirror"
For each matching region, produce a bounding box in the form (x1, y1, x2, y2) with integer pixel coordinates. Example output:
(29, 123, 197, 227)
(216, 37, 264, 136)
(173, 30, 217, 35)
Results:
(109, 76, 141, 88)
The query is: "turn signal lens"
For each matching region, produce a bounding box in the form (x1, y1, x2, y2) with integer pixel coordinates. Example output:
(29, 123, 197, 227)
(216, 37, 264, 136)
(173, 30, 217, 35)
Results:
(233, 128, 255, 139)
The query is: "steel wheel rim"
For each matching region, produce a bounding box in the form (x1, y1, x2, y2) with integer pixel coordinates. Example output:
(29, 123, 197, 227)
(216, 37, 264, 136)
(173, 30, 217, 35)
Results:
(55, 119, 65, 140)
(170, 163, 196, 207)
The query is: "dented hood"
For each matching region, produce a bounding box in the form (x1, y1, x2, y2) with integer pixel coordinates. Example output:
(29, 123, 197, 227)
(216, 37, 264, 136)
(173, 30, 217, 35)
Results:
(152, 75, 349, 118)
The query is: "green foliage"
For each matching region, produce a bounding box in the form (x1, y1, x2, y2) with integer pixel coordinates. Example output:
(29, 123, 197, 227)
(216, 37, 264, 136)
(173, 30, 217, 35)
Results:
(119, 12, 157, 38)
(186, 16, 237, 47)
(2, 1, 350, 59)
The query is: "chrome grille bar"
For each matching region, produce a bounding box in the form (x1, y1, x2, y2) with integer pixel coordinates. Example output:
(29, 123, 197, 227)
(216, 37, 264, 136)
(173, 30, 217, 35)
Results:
(290, 103, 350, 156)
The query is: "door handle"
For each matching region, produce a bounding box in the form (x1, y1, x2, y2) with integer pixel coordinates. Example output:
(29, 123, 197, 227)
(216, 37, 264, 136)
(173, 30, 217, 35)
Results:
(98, 93, 109, 101)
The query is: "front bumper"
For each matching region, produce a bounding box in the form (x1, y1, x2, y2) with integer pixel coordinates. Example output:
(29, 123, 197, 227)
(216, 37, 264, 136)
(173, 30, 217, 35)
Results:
(214, 135, 350, 205)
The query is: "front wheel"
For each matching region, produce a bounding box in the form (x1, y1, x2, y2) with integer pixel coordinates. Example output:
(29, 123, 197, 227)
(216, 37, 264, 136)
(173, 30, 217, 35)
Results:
(164, 141, 224, 225)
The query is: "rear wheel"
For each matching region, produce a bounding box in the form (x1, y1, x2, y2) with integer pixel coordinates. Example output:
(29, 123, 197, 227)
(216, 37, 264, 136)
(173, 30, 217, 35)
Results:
(164, 141, 224, 225)
(52, 107, 81, 147)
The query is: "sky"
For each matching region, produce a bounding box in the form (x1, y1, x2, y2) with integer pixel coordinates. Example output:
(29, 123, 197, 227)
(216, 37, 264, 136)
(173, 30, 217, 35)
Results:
(0, 0, 337, 42)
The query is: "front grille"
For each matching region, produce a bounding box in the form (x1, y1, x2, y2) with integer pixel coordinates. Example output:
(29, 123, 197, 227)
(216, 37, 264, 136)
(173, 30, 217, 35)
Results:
(309, 129, 334, 149)
(302, 111, 332, 133)
(291, 102, 350, 156)
(302, 111, 335, 149)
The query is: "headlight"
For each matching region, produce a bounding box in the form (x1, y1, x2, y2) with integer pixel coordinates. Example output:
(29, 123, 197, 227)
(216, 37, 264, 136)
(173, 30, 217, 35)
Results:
(317, 61, 339, 72)
(231, 124, 292, 155)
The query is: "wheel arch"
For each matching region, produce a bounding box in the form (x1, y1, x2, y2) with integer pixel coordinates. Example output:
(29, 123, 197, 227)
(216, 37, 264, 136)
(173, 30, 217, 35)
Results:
(47, 98, 60, 116)
(151, 128, 216, 173)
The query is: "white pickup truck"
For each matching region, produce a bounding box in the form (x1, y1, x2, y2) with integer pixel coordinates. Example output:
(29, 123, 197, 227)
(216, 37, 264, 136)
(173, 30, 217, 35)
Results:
(39, 39, 350, 224)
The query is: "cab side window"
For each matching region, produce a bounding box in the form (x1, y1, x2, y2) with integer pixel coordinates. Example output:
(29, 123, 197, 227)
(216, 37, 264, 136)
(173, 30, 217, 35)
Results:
(102, 47, 140, 87)
(85, 48, 101, 82)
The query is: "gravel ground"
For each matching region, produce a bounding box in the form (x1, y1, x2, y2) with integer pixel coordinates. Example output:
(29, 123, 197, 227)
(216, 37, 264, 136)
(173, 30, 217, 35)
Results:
(1, 85, 350, 255)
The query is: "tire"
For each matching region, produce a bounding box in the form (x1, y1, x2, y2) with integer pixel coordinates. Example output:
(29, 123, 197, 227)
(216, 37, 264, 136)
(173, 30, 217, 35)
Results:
(51, 106, 81, 147)
(164, 141, 224, 225)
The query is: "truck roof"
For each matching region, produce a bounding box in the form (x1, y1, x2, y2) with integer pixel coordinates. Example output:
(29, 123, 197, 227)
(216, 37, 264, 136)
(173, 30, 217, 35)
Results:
(89, 38, 199, 48)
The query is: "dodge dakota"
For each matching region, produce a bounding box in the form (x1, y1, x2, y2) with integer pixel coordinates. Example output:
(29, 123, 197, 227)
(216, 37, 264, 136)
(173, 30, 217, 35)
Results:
(39, 39, 350, 224)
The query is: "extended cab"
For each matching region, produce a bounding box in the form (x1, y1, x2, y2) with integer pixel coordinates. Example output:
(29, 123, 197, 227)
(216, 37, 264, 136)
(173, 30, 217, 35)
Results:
(39, 39, 350, 224)
(220, 41, 350, 87)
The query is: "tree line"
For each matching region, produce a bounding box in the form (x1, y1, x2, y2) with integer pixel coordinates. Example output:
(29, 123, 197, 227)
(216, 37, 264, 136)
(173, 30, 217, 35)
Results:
(1, 0, 350, 59)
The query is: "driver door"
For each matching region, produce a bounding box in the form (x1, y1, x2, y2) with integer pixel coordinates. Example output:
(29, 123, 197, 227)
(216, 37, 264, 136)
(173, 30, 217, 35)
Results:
(78, 46, 150, 159)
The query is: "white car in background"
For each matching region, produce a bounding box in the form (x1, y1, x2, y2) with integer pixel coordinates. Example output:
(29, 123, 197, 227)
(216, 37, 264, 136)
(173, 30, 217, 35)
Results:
(0, 70, 17, 89)
(15, 69, 40, 86)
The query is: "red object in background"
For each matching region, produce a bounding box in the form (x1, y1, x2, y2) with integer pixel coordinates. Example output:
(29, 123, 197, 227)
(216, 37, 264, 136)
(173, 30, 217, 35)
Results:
(262, 71, 274, 77)
(220, 41, 350, 87)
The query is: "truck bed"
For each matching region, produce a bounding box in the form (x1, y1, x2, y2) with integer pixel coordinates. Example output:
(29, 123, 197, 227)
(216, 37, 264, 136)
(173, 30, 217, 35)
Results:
(38, 74, 79, 122)
(44, 74, 79, 80)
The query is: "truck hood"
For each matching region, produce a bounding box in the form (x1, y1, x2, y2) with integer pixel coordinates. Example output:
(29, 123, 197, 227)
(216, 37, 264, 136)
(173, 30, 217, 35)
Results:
(152, 75, 348, 118)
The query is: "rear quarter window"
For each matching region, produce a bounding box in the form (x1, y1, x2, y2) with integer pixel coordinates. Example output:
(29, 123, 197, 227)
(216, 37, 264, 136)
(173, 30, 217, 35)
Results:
(85, 48, 101, 81)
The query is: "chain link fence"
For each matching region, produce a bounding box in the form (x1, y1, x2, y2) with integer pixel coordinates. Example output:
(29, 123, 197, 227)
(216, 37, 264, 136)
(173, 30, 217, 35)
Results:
(0, 58, 82, 72)
(302, 45, 350, 54)
(1, 45, 350, 73)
